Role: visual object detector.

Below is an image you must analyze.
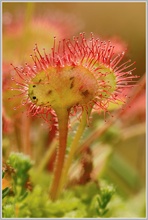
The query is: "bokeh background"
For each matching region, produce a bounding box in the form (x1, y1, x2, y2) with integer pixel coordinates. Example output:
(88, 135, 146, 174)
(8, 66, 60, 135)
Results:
(3, 2, 146, 76)
(2, 2, 146, 218)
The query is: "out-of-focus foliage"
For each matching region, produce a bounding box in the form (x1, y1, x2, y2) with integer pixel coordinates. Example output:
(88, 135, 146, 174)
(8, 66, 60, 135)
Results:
(2, 153, 145, 218)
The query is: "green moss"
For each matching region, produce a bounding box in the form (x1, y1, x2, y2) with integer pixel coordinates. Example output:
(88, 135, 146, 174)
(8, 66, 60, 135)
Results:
(2, 152, 146, 218)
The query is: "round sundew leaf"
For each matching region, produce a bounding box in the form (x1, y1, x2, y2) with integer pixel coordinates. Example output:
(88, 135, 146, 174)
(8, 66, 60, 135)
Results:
(28, 66, 99, 112)
(28, 64, 118, 114)
(11, 33, 136, 121)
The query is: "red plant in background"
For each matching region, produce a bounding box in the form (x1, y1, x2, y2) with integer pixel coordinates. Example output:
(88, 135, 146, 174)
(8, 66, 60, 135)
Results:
(3, 11, 83, 64)
(121, 80, 146, 124)
(3, 11, 82, 38)
(2, 107, 13, 134)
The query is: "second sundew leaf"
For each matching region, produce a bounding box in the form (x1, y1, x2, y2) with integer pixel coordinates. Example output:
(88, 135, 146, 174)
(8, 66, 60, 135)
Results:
(96, 63, 117, 97)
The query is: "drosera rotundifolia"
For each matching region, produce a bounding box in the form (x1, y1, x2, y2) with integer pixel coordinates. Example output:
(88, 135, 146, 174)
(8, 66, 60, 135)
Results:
(11, 33, 138, 200)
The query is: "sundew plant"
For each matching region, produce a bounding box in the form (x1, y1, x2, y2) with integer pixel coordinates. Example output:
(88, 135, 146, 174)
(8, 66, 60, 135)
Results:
(11, 33, 138, 200)
(2, 2, 146, 218)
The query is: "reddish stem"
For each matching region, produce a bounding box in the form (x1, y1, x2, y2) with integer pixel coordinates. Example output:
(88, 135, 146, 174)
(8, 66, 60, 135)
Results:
(50, 108, 69, 201)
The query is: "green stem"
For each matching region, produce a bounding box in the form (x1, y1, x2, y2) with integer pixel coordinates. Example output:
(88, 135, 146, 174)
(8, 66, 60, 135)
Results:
(37, 139, 57, 173)
(56, 106, 92, 198)
(50, 108, 69, 201)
